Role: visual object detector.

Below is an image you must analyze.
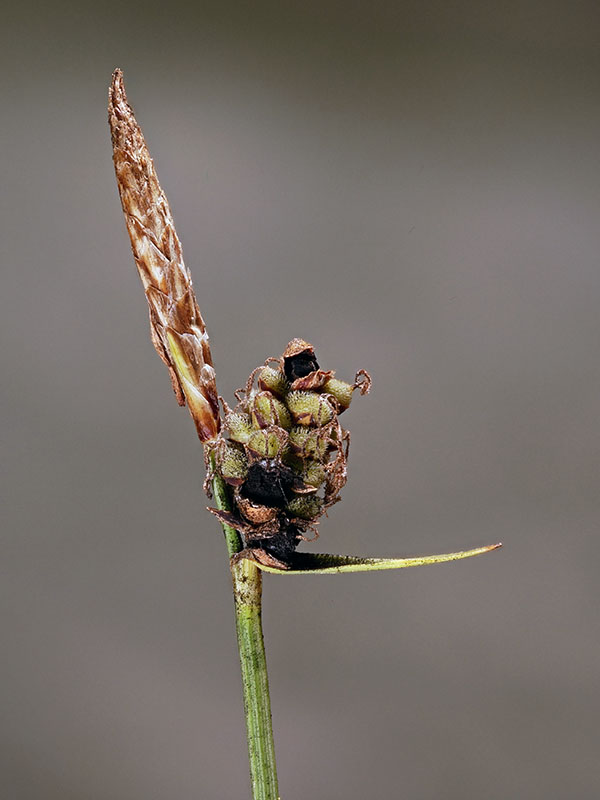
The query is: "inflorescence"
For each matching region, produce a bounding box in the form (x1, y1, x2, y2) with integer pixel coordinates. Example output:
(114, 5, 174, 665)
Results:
(207, 339, 371, 568)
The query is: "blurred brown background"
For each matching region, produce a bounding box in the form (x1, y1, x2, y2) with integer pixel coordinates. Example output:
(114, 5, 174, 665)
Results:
(2, 2, 600, 798)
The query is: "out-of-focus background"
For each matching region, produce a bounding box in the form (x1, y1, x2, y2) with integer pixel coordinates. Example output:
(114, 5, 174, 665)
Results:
(3, 2, 599, 798)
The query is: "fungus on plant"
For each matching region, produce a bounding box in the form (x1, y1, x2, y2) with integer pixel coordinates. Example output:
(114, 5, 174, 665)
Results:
(207, 341, 371, 568)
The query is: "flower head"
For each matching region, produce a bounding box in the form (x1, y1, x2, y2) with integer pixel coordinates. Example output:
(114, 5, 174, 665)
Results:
(108, 69, 220, 442)
(208, 341, 371, 567)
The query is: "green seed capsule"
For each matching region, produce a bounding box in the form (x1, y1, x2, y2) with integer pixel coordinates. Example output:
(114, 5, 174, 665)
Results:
(323, 378, 354, 410)
(226, 412, 253, 444)
(281, 451, 304, 474)
(302, 460, 326, 488)
(257, 366, 288, 397)
(218, 442, 248, 486)
(247, 427, 289, 459)
(288, 426, 330, 459)
(286, 391, 334, 427)
(285, 495, 323, 520)
(252, 392, 292, 430)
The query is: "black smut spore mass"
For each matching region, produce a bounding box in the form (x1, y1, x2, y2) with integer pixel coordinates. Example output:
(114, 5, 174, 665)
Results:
(283, 352, 320, 382)
(258, 526, 301, 562)
(242, 461, 295, 507)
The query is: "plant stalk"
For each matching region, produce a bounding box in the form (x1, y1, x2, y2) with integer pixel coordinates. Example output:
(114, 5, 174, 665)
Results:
(211, 457, 280, 800)
(232, 558, 280, 800)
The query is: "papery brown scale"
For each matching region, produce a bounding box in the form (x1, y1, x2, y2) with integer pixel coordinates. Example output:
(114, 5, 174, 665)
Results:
(282, 339, 314, 359)
(290, 369, 335, 392)
(237, 496, 279, 525)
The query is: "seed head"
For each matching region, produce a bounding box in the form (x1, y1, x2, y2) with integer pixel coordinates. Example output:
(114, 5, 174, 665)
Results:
(209, 341, 371, 567)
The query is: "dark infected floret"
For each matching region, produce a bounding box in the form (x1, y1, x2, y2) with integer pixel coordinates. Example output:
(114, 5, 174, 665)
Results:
(254, 525, 302, 563)
(241, 461, 295, 508)
(283, 351, 320, 383)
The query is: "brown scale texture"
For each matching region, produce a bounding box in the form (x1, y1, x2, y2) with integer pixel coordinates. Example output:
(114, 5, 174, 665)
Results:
(108, 69, 220, 443)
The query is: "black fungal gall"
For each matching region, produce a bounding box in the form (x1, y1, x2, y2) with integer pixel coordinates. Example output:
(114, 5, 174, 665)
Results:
(284, 352, 320, 382)
(242, 461, 295, 508)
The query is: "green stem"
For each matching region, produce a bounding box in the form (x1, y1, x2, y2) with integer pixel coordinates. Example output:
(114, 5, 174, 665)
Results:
(232, 558, 280, 800)
(210, 453, 279, 799)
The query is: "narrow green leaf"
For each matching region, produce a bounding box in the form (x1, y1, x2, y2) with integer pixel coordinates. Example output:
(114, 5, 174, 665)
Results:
(246, 543, 502, 574)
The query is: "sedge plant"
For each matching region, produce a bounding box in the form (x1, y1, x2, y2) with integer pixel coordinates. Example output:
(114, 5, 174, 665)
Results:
(108, 69, 501, 800)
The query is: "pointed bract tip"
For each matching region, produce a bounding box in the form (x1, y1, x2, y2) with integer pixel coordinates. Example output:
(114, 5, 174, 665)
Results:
(247, 541, 503, 575)
(111, 67, 124, 90)
(108, 68, 127, 115)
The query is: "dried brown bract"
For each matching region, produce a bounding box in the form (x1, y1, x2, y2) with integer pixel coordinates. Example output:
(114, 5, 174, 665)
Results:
(108, 69, 220, 442)
(208, 342, 371, 568)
